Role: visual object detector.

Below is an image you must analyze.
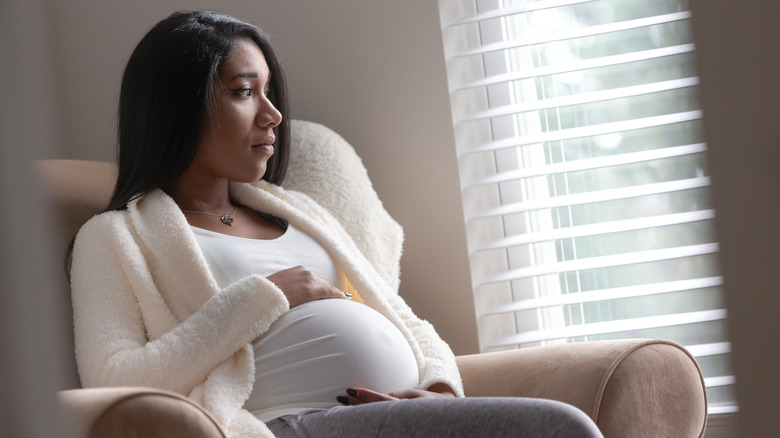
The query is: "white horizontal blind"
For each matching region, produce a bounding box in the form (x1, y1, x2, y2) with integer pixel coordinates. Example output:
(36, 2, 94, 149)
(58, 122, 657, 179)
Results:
(439, 0, 736, 414)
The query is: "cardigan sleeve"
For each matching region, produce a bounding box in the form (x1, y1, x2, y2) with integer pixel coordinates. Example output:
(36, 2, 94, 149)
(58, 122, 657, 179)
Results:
(382, 292, 465, 397)
(70, 215, 289, 395)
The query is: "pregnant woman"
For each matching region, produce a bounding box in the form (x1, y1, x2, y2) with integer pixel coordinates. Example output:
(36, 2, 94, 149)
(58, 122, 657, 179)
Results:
(69, 10, 603, 438)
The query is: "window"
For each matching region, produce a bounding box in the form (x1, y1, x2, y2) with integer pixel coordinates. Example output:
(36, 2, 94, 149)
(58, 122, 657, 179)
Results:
(439, 0, 736, 415)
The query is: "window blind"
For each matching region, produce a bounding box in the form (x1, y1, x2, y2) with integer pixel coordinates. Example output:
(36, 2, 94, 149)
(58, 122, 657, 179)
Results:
(439, 0, 735, 414)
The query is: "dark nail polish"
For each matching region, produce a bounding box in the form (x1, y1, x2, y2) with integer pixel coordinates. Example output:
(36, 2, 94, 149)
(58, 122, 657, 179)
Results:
(337, 395, 350, 405)
(346, 388, 358, 397)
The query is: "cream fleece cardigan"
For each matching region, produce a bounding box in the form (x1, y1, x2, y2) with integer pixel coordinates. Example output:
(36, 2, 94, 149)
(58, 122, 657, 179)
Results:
(70, 123, 463, 438)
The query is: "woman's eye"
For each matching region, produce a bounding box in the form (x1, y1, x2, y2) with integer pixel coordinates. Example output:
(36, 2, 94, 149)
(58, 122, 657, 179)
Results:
(263, 86, 271, 97)
(234, 87, 252, 98)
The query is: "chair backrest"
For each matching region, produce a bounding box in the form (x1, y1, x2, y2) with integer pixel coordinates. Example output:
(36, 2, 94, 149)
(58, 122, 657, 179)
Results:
(36, 160, 116, 265)
(35, 159, 114, 388)
(36, 119, 403, 388)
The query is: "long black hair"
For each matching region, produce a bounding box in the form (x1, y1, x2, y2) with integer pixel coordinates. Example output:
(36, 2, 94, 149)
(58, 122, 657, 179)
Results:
(106, 10, 290, 212)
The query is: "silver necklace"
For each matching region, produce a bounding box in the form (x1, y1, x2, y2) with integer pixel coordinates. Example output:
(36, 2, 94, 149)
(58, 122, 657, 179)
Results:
(181, 205, 238, 226)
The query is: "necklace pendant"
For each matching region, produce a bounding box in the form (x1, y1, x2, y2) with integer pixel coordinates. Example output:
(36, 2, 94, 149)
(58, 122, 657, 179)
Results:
(220, 214, 234, 226)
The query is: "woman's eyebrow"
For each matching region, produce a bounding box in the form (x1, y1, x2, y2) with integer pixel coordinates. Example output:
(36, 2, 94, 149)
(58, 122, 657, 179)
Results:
(227, 72, 258, 82)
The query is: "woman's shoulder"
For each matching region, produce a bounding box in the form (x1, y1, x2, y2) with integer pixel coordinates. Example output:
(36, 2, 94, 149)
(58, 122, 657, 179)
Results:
(77, 190, 164, 237)
(70, 209, 138, 270)
(75, 208, 132, 241)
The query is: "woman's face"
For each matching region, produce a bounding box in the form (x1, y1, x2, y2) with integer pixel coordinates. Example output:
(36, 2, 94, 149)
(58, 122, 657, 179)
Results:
(190, 38, 282, 183)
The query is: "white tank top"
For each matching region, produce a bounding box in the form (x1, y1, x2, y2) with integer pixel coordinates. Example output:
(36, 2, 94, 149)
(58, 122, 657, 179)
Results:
(191, 224, 345, 289)
(191, 224, 419, 422)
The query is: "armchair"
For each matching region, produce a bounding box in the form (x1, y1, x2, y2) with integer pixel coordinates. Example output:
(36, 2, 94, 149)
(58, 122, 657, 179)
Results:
(40, 120, 707, 437)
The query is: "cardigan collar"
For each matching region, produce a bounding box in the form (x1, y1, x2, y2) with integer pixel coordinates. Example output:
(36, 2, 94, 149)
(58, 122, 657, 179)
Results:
(128, 188, 218, 324)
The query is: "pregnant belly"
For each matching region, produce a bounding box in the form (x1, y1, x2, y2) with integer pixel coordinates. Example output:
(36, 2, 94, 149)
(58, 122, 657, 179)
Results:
(245, 299, 420, 421)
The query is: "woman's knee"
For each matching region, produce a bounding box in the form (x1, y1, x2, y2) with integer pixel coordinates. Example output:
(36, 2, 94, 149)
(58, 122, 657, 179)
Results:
(527, 399, 603, 438)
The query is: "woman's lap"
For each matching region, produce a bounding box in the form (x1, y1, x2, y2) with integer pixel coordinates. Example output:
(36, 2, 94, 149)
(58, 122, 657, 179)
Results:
(266, 397, 603, 438)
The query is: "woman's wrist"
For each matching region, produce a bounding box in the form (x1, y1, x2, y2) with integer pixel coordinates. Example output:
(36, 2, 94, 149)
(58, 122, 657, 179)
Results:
(426, 383, 457, 397)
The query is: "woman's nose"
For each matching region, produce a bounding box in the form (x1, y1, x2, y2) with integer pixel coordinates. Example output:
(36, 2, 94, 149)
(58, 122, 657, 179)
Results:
(256, 97, 282, 128)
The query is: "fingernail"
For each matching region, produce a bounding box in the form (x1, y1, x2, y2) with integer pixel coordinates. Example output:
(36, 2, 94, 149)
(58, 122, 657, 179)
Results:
(337, 395, 350, 405)
(346, 388, 358, 397)
(344, 292, 353, 299)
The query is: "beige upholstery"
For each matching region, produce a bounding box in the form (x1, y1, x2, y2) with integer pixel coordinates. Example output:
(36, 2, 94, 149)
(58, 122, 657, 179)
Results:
(59, 387, 226, 438)
(36, 159, 116, 264)
(39, 150, 707, 437)
(456, 339, 707, 437)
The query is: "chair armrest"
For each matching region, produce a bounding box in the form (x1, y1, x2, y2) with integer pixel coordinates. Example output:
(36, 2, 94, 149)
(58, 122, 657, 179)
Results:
(58, 387, 226, 438)
(455, 339, 707, 438)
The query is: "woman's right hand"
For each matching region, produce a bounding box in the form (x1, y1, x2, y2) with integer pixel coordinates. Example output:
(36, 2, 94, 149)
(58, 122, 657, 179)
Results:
(267, 266, 350, 308)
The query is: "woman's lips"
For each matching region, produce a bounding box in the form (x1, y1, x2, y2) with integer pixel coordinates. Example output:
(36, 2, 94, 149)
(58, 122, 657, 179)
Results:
(252, 143, 275, 154)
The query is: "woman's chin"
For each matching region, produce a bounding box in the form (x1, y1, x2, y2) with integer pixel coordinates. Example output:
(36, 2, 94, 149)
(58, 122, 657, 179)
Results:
(229, 167, 267, 184)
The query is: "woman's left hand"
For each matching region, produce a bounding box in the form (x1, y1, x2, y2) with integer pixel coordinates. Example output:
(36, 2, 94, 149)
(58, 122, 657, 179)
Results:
(338, 385, 456, 406)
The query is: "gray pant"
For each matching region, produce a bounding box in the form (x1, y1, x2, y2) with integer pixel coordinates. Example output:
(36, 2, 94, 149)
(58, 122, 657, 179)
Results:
(266, 397, 604, 437)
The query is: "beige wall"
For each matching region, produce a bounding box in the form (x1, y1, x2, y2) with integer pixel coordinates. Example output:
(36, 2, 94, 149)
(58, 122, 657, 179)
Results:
(45, 0, 479, 355)
(691, 1, 780, 436)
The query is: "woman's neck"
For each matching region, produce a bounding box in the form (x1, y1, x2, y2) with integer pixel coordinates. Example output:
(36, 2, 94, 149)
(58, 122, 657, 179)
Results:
(163, 173, 234, 213)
